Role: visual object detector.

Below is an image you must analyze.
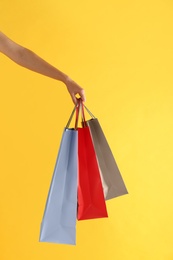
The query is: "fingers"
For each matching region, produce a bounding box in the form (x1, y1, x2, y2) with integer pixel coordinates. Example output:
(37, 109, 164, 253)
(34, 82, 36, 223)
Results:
(74, 92, 86, 105)
(71, 93, 77, 105)
(70, 88, 86, 105)
(65, 77, 86, 104)
(80, 89, 86, 102)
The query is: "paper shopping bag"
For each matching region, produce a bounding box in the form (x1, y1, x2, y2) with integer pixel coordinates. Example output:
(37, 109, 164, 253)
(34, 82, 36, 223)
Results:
(84, 105, 128, 200)
(77, 101, 108, 220)
(39, 108, 78, 245)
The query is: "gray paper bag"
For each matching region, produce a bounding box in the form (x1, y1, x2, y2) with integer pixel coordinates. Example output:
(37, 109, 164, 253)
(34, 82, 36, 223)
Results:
(85, 107, 128, 200)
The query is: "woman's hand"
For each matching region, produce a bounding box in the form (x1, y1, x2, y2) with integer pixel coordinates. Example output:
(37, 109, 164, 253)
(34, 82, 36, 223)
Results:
(65, 77, 86, 104)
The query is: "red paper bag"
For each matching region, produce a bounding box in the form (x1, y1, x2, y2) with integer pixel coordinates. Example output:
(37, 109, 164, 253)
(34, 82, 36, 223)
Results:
(77, 102, 108, 220)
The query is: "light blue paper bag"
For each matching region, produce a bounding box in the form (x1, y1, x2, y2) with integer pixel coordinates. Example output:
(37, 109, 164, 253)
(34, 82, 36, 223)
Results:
(39, 108, 78, 245)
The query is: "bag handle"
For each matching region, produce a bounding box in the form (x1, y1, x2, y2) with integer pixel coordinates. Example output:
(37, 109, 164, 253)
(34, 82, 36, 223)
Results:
(80, 100, 87, 127)
(74, 101, 80, 129)
(65, 100, 96, 129)
(65, 102, 80, 129)
(83, 104, 96, 119)
(79, 100, 96, 127)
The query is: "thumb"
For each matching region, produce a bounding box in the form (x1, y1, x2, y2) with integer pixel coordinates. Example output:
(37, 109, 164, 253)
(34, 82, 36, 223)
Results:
(79, 89, 86, 102)
(71, 93, 77, 105)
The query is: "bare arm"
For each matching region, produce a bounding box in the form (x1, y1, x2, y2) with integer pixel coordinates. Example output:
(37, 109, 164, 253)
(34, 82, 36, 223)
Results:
(0, 31, 85, 104)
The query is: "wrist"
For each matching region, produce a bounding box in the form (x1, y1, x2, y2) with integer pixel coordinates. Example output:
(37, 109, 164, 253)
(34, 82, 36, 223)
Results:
(64, 76, 73, 87)
(60, 73, 69, 85)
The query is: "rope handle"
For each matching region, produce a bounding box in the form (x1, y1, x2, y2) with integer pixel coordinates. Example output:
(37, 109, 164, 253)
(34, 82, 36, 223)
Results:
(65, 103, 79, 129)
(83, 104, 96, 119)
(65, 99, 96, 129)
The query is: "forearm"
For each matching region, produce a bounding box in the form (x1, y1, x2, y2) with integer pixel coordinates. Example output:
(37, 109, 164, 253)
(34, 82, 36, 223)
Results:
(10, 47, 68, 84)
(0, 31, 86, 103)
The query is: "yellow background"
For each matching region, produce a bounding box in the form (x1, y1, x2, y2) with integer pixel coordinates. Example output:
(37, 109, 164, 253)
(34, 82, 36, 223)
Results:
(1, 0, 173, 259)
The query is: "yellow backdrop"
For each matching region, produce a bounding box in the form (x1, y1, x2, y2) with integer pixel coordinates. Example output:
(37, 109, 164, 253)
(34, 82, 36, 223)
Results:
(1, 0, 173, 259)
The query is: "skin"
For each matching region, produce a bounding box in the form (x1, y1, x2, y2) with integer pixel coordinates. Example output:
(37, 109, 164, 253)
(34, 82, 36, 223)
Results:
(0, 31, 85, 104)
